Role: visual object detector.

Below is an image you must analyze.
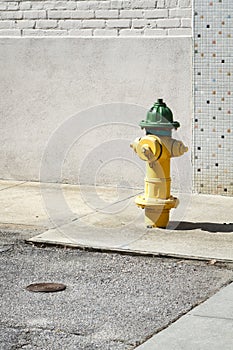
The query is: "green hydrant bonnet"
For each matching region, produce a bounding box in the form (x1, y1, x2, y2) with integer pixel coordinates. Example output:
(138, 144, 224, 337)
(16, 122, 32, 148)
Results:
(139, 99, 180, 132)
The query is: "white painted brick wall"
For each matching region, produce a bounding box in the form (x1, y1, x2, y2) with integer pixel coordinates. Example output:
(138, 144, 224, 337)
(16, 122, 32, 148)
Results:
(0, 0, 192, 36)
(93, 28, 117, 36)
(106, 19, 131, 28)
(36, 19, 57, 29)
(82, 19, 105, 28)
(119, 10, 144, 19)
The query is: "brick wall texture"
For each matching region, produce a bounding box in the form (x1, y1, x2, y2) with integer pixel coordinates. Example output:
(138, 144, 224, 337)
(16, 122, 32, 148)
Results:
(0, 0, 192, 36)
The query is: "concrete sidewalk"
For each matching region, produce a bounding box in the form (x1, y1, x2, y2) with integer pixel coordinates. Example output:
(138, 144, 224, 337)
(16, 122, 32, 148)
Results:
(137, 281, 233, 350)
(1, 180, 233, 262)
(1, 180, 233, 349)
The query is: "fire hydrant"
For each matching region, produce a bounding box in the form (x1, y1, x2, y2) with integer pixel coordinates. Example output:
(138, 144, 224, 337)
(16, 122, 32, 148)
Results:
(131, 99, 188, 228)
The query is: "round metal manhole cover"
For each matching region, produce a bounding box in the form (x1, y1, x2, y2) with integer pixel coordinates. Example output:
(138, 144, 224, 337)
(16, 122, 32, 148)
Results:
(26, 283, 66, 293)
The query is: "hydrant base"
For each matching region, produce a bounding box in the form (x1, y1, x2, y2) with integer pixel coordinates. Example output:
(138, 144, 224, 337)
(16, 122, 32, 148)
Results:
(135, 195, 179, 228)
(145, 207, 170, 228)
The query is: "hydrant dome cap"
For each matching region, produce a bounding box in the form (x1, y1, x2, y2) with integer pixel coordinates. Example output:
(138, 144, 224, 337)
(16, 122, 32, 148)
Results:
(139, 99, 180, 130)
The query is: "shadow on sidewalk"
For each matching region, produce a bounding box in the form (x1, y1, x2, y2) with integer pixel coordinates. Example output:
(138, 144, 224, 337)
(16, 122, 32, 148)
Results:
(169, 221, 233, 233)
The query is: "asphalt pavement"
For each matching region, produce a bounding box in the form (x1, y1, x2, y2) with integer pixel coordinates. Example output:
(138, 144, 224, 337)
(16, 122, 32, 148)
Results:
(1, 227, 233, 350)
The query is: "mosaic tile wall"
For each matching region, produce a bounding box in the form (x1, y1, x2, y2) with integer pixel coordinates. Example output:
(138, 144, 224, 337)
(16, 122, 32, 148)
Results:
(194, 0, 233, 195)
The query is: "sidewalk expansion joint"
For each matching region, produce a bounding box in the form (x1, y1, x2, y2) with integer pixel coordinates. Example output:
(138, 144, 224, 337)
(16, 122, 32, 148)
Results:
(0, 181, 27, 192)
(191, 314, 233, 321)
(50, 190, 142, 229)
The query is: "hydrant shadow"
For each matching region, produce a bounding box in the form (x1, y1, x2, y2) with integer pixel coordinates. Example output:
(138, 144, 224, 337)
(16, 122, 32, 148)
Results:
(168, 221, 233, 233)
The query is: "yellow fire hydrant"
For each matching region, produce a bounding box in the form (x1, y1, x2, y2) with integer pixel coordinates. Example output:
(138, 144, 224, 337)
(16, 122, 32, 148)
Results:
(131, 99, 188, 228)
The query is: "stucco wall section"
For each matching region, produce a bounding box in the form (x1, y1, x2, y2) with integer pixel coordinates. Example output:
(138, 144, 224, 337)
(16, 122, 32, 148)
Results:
(0, 37, 192, 192)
